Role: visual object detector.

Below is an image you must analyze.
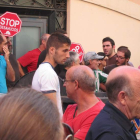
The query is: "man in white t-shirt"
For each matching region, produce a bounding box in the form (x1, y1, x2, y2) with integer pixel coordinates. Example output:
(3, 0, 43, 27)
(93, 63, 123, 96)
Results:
(32, 33, 71, 118)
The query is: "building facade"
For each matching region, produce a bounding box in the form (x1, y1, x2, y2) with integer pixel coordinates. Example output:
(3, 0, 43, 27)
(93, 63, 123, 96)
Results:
(67, 0, 140, 67)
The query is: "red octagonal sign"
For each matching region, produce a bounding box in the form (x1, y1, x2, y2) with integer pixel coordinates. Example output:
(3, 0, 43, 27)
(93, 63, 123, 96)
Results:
(70, 43, 85, 62)
(0, 12, 22, 37)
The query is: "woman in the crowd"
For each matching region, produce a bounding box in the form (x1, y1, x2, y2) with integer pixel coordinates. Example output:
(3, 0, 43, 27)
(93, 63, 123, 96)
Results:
(0, 88, 63, 140)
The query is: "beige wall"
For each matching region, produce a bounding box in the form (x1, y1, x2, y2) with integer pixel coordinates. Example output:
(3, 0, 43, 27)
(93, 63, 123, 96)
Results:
(67, 0, 140, 67)
(129, 0, 140, 5)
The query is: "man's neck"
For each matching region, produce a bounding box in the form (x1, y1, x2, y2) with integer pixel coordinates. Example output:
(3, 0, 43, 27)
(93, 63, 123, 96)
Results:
(76, 93, 99, 116)
(38, 44, 45, 52)
(110, 101, 132, 120)
(43, 55, 57, 68)
(108, 52, 116, 59)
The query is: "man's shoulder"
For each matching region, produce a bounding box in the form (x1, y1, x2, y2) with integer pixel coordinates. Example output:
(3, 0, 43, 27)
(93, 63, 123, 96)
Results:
(65, 104, 77, 112)
(105, 64, 116, 69)
(97, 70, 108, 77)
(103, 64, 117, 74)
(37, 63, 56, 75)
(87, 104, 126, 136)
(29, 48, 41, 54)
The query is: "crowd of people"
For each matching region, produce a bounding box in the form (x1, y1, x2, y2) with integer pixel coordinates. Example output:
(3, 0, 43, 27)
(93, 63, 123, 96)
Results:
(0, 30, 140, 140)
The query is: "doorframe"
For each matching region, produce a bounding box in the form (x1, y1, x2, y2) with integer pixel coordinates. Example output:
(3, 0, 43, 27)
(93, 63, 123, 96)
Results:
(13, 15, 48, 58)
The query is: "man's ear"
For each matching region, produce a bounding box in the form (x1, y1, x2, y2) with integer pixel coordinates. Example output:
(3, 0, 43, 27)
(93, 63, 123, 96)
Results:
(89, 59, 92, 65)
(42, 40, 45, 45)
(118, 91, 127, 105)
(49, 47, 55, 55)
(71, 62, 76, 66)
(113, 45, 115, 51)
(126, 58, 129, 64)
(74, 80, 79, 90)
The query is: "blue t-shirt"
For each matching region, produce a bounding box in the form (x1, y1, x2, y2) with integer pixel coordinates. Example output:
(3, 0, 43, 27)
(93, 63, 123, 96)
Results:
(0, 55, 7, 93)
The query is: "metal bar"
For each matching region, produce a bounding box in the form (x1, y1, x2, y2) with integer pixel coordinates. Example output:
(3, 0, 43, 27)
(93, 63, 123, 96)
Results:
(55, 16, 61, 28)
(0, 0, 9, 4)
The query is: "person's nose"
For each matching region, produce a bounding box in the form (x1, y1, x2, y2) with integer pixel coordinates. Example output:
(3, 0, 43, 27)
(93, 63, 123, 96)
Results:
(66, 52, 70, 58)
(63, 82, 66, 87)
(98, 60, 101, 64)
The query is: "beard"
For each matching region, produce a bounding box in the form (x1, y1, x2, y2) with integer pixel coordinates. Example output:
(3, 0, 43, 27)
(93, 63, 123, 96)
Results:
(116, 60, 127, 66)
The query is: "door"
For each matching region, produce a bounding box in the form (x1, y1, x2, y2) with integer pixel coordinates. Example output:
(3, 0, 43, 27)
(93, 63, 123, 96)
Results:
(13, 17, 47, 59)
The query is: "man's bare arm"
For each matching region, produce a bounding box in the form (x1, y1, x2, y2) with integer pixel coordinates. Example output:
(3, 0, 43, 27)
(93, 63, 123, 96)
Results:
(44, 92, 57, 105)
(100, 83, 106, 92)
(3, 46, 15, 81)
(17, 60, 25, 77)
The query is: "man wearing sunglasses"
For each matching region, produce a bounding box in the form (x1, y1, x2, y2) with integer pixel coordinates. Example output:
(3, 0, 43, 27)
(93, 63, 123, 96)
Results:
(103, 46, 131, 74)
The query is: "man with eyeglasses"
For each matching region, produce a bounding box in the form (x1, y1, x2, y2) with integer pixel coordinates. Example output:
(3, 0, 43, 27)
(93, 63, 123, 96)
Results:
(63, 65, 105, 140)
(103, 46, 131, 74)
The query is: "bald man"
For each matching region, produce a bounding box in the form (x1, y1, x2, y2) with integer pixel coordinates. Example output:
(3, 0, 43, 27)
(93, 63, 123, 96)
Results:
(18, 34, 50, 75)
(63, 65, 105, 140)
(86, 66, 140, 140)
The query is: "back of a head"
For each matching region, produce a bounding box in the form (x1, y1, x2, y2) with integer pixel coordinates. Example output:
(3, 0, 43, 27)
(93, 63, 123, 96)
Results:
(0, 88, 63, 140)
(102, 37, 115, 46)
(105, 67, 132, 102)
(64, 51, 79, 68)
(70, 65, 95, 92)
(0, 34, 4, 45)
(97, 52, 105, 58)
(117, 46, 131, 59)
(40, 34, 49, 45)
(46, 33, 71, 54)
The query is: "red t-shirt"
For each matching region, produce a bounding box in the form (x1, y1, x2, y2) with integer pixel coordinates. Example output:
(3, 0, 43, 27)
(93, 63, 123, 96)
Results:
(18, 48, 41, 72)
(63, 100, 105, 140)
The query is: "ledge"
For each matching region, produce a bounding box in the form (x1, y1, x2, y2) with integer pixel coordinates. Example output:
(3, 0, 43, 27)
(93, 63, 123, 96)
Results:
(81, 0, 140, 21)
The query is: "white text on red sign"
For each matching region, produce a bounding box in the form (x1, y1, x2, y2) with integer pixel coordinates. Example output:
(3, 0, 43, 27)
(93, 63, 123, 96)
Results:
(0, 18, 20, 27)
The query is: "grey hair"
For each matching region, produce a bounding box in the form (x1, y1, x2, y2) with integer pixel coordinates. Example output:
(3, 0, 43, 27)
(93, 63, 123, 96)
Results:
(71, 68, 95, 92)
(40, 34, 48, 45)
(64, 51, 79, 68)
(84, 58, 90, 66)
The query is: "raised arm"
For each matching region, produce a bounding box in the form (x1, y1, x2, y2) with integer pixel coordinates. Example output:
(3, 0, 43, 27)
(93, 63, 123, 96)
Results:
(3, 46, 15, 81)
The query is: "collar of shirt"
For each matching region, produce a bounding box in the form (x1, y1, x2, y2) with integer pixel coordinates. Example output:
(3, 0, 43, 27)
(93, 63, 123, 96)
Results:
(104, 101, 134, 132)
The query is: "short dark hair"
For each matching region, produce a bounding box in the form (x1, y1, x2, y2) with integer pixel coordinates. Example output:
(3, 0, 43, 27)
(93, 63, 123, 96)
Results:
(0, 34, 4, 45)
(106, 76, 132, 102)
(97, 52, 105, 59)
(117, 46, 131, 59)
(0, 88, 63, 140)
(102, 37, 115, 47)
(46, 33, 71, 54)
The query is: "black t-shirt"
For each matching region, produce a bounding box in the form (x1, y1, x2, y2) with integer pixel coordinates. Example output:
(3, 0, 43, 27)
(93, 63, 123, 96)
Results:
(6, 54, 20, 87)
(103, 64, 117, 74)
